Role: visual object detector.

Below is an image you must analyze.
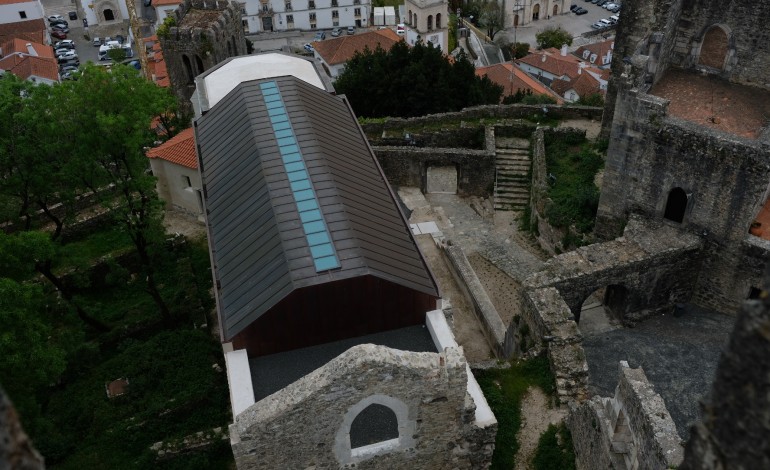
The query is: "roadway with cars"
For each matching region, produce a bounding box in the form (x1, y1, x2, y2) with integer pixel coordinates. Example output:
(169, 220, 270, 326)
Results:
(496, 2, 620, 47)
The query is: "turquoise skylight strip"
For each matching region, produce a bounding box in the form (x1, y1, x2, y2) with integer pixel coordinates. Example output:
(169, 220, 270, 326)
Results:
(260, 80, 340, 273)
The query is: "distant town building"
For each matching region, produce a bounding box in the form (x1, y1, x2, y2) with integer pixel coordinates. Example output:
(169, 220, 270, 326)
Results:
(241, 0, 370, 34)
(476, 62, 563, 103)
(311, 28, 401, 78)
(505, 0, 569, 28)
(77, 0, 130, 27)
(0, 0, 43, 25)
(403, 0, 448, 52)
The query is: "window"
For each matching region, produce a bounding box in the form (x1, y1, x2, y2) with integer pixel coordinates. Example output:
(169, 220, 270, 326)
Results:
(262, 4, 269, 12)
(308, 0, 315, 9)
(332, 10, 338, 18)
(285, 2, 292, 11)
(331, 0, 338, 6)
(309, 12, 316, 21)
(427, 15, 433, 31)
(664, 187, 688, 223)
(182, 175, 192, 188)
(436, 13, 441, 29)
(354, 7, 360, 16)
(287, 14, 294, 23)
(354, 0, 360, 3)
(310, 23, 316, 29)
(19, 11, 27, 19)
(333, 20, 339, 26)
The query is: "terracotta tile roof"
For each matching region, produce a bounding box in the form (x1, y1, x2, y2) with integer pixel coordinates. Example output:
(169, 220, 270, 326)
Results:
(551, 71, 604, 99)
(1, 37, 53, 58)
(0, 0, 35, 5)
(517, 47, 583, 79)
(573, 38, 614, 67)
(144, 34, 170, 88)
(0, 53, 58, 82)
(0, 19, 45, 36)
(152, 0, 182, 5)
(313, 29, 402, 66)
(476, 62, 563, 104)
(147, 127, 197, 169)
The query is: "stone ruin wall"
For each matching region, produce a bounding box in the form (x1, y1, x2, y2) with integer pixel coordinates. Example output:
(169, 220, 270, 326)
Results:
(159, 0, 246, 105)
(230, 345, 496, 469)
(568, 362, 684, 470)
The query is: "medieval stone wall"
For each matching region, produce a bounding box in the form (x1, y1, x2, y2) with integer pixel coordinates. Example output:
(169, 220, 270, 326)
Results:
(568, 362, 684, 470)
(670, 0, 770, 87)
(230, 345, 496, 469)
(159, 0, 246, 106)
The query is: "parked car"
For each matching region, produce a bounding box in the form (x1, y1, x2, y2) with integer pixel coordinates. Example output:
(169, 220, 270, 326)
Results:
(58, 58, 80, 68)
(347, 26, 355, 35)
(50, 19, 68, 27)
(303, 43, 315, 53)
(56, 50, 78, 61)
(396, 23, 406, 35)
(575, 7, 588, 14)
(610, 14, 620, 23)
(115, 34, 125, 44)
(570, 4, 579, 11)
(597, 0, 608, 5)
(92, 37, 102, 46)
(604, 2, 617, 9)
(609, 4, 621, 12)
(51, 30, 67, 39)
(47, 14, 64, 23)
(51, 24, 70, 33)
(55, 48, 74, 57)
(314, 31, 326, 41)
(55, 40, 76, 49)
(331, 27, 342, 37)
(68, 11, 77, 20)
(591, 21, 604, 29)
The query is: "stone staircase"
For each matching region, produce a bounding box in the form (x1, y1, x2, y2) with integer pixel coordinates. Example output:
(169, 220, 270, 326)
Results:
(493, 138, 531, 211)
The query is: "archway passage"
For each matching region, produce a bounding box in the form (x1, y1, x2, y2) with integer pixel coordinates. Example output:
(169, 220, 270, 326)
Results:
(532, 4, 540, 21)
(699, 26, 728, 70)
(664, 187, 688, 223)
(426, 165, 457, 194)
(577, 285, 626, 335)
(104, 9, 114, 21)
(350, 404, 398, 448)
(553, 5, 558, 16)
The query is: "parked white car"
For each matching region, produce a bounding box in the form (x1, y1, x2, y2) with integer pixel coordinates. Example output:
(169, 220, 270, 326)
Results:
(47, 14, 64, 23)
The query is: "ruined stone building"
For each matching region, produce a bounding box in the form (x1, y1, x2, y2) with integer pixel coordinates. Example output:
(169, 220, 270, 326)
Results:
(159, 0, 246, 107)
(191, 53, 497, 468)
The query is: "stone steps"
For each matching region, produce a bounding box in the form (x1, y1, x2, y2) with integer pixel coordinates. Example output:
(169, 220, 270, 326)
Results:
(494, 145, 531, 211)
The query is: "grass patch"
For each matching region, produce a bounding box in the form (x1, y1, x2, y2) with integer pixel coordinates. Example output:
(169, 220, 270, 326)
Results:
(544, 134, 604, 235)
(532, 423, 576, 470)
(56, 229, 133, 271)
(475, 356, 556, 469)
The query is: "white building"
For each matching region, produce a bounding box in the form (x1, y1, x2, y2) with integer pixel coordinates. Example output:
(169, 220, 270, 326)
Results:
(0, 0, 43, 24)
(506, 0, 568, 28)
(152, 0, 183, 29)
(77, 0, 130, 27)
(404, 0, 447, 53)
(241, 0, 370, 34)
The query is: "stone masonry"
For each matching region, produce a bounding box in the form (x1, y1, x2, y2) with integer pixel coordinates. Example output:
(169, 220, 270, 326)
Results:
(230, 344, 496, 469)
(159, 0, 246, 107)
(568, 361, 684, 470)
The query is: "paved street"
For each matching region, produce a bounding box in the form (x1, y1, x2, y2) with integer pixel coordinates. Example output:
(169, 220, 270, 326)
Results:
(497, 3, 619, 47)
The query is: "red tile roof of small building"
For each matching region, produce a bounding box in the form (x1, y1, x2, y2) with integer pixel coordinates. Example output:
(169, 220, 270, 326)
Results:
(144, 34, 170, 88)
(517, 47, 584, 79)
(1, 37, 53, 58)
(0, 0, 35, 5)
(0, 53, 58, 82)
(146, 127, 197, 169)
(573, 38, 614, 66)
(551, 71, 604, 99)
(0, 19, 46, 44)
(313, 29, 402, 66)
(476, 62, 563, 104)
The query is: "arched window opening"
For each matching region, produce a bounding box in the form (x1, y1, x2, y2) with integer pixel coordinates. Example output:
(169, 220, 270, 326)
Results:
(427, 15, 433, 31)
(182, 55, 194, 84)
(514, 14, 519, 27)
(195, 55, 204, 75)
(553, 5, 558, 16)
(227, 40, 232, 56)
(350, 404, 399, 449)
(577, 285, 626, 335)
(104, 8, 115, 21)
(408, 10, 412, 26)
(436, 13, 441, 29)
(664, 187, 688, 223)
(532, 4, 540, 21)
(699, 25, 729, 70)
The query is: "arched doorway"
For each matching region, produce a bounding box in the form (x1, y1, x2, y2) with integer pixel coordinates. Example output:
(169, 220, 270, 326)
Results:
(182, 55, 194, 83)
(436, 13, 441, 29)
(577, 285, 626, 335)
(553, 5, 558, 16)
(104, 8, 114, 21)
(698, 25, 729, 70)
(514, 14, 519, 27)
(532, 4, 540, 21)
(663, 187, 688, 223)
(195, 55, 204, 75)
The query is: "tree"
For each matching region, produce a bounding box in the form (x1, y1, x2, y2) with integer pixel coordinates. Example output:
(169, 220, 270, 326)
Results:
(106, 47, 127, 63)
(535, 26, 573, 49)
(480, 1, 505, 40)
(512, 42, 531, 59)
(335, 42, 502, 118)
(576, 92, 605, 107)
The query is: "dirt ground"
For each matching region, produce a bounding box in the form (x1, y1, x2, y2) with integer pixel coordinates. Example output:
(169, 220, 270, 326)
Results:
(514, 387, 567, 470)
(163, 210, 207, 242)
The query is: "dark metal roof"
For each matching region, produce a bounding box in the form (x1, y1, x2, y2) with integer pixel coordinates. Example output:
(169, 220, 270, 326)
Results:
(196, 75, 439, 341)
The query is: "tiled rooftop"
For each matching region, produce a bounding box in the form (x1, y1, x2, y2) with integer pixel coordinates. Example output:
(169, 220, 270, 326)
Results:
(313, 29, 402, 66)
(649, 68, 770, 140)
(146, 127, 197, 168)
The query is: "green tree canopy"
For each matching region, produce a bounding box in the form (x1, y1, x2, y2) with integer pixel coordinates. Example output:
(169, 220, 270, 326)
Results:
(535, 27, 573, 49)
(334, 41, 502, 118)
(480, 1, 504, 40)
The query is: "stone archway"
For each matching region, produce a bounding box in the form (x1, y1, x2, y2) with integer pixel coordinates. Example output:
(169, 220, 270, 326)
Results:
(104, 9, 114, 21)
(698, 25, 730, 70)
(553, 5, 558, 16)
(533, 4, 540, 21)
(577, 285, 626, 334)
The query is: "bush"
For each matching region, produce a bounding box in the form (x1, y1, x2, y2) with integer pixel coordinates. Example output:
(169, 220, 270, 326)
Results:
(535, 27, 573, 49)
(532, 423, 576, 470)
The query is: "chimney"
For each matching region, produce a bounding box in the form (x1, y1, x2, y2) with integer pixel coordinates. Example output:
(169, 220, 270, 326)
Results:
(541, 54, 546, 63)
(561, 43, 568, 56)
(26, 43, 37, 56)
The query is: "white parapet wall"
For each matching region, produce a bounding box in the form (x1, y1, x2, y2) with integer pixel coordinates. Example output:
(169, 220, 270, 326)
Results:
(426, 309, 497, 428)
(223, 343, 256, 418)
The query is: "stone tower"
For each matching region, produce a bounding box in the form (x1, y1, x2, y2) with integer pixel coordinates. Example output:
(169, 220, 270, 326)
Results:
(403, 0, 449, 52)
(158, 0, 247, 107)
